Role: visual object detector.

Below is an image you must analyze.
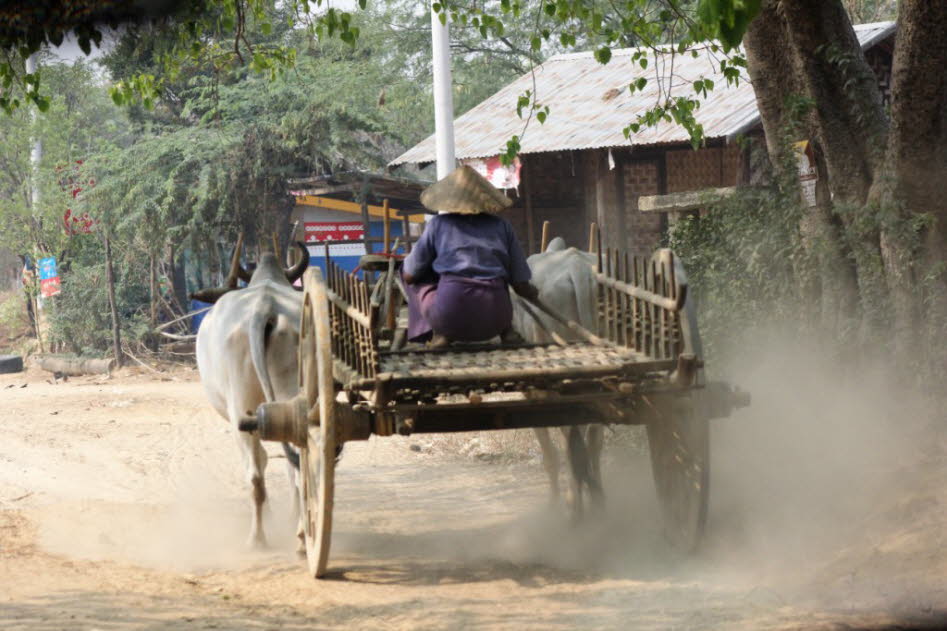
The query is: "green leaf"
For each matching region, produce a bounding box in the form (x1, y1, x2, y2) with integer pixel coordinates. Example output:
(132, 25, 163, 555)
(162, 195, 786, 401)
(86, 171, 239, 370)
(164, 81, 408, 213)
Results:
(537, 110, 546, 124)
(594, 47, 612, 64)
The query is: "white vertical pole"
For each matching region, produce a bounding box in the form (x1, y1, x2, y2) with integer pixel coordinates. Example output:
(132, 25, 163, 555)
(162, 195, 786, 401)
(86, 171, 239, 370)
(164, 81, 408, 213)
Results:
(25, 53, 42, 212)
(25, 52, 46, 342)
(431, 6, 456, 180)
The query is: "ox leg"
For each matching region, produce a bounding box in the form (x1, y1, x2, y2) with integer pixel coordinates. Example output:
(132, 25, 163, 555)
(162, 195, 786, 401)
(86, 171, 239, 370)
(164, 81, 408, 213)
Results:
(280, 442, 304, 554)
(586, 424, 605, 512)
(285, 453, 305, 556)
(564, 426, 588, 522)
(533, 428, 560, 504)
(234, 421, 269, 548)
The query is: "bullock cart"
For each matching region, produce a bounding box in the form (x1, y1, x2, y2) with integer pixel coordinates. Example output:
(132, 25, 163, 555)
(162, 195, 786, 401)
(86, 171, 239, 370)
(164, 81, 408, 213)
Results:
(239, 243, 748, 578)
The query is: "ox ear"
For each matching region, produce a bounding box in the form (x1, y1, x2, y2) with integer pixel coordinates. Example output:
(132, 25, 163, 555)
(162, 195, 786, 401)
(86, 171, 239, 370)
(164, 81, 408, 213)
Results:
(284, 241, 309, 284)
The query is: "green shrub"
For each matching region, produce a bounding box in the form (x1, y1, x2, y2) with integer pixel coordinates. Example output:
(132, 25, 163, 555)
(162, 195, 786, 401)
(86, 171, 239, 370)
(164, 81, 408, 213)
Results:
(668, 185, 811, 368)
(46, 240, 151, 356)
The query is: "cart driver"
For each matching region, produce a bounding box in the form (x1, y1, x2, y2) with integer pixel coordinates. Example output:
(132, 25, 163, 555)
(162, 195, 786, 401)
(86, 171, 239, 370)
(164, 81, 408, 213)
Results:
(402, 165, 538, 348)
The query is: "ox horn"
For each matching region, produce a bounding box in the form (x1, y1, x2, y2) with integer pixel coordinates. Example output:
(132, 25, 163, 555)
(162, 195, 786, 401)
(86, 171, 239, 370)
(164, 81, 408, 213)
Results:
(231, 244, 251, 282)
(284, 241, 309, 284)
(190, 233, 248, 304)
(271, 232, 281, 258)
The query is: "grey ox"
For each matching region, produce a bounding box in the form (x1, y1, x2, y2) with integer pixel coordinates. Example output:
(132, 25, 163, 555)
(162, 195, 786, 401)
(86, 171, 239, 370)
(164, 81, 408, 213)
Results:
(512, 237, 605, 519)
(193, 237, 309, 548)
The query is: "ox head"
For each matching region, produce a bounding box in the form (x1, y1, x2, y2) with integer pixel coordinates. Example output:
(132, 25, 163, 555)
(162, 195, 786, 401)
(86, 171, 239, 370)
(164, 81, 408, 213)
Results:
(190, 235, 309, 304)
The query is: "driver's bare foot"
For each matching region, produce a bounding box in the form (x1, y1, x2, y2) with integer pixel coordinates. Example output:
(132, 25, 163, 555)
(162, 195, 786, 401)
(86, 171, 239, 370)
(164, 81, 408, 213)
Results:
(428, 334, 451, 348)
(500, 328, 525, 345)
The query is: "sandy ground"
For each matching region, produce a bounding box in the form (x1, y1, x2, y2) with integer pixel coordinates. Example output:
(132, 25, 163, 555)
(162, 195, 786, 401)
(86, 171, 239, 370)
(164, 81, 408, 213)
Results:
(1, 361, 946, 630)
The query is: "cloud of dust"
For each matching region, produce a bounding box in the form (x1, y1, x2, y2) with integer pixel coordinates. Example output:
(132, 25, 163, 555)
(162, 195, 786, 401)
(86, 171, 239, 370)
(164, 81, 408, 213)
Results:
(697, 330, 944, 609)
(347, 328, 945, 618)
(39, 449, 302, 572)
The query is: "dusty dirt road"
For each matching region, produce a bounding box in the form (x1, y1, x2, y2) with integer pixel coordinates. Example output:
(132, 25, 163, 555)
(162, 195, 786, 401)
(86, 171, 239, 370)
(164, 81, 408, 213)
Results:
(1, 361, 945, 630)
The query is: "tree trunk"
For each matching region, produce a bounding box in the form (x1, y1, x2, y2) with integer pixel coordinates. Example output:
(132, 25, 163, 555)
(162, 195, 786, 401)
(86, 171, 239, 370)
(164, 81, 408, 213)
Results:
(38, 356, 115, 376)
(166, 242, 188, 316)
(746, 0, 947, 369)
(149, 253, 157, 327)
(744, 0, 861, 332)
(104, 234, 123, 368)
(871, 0, 947, 361)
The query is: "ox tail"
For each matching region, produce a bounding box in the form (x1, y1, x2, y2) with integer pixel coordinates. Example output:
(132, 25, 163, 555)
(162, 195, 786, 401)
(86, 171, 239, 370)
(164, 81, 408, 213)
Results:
(566, 426, 604, 505)
(566, 426, 593, 492)
(248, 309, 302, 471)
(248, 310, 276, 403)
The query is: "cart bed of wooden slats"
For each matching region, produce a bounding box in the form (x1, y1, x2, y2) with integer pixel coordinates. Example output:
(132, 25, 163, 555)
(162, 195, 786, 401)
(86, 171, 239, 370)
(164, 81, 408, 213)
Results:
(322, 247, 689, 394)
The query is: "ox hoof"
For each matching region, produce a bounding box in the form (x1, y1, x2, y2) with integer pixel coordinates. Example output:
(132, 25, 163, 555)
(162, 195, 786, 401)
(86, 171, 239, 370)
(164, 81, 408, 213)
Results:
(247, 534, 268, 550)
(296, 526, 306, 558)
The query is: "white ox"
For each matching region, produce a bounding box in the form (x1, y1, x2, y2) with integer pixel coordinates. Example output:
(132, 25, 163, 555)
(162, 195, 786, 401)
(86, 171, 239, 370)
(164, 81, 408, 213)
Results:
(193, 240, 308, 547)
(512, 237, 604, 519)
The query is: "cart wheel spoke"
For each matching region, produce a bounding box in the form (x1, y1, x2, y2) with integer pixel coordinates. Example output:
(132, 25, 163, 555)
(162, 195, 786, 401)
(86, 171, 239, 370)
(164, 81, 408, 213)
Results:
(646, 394, 709, 552)
(298, 267, 336, 579)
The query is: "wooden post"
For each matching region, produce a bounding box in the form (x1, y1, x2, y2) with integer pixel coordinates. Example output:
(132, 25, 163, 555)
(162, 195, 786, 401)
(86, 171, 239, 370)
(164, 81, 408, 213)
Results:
(523, 158, 536, 254)
(588, 222, 598, 253)
(540, 220, 550, 253)
(622, 252, 631, 347)
(382, 199, 391, 253)
(359, 176, 372, 255)
(104, 233, 123, 368)
(402, 216, 412, 253)
(149, 254, 157, 327)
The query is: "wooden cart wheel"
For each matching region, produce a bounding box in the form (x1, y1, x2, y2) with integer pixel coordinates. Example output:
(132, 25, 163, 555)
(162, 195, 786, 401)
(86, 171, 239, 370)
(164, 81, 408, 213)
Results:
(646, 394, 709, 553)
(643, 250, 710, 552)
(298, 267, 337, 578)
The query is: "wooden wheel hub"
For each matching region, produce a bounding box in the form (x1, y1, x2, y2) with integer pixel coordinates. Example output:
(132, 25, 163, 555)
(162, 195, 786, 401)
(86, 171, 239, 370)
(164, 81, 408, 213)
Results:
(253, 395, 312, 447)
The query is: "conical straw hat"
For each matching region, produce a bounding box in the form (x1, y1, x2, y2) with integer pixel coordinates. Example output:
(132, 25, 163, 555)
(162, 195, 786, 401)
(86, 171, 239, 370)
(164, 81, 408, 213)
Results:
(420, 165, 513, 214)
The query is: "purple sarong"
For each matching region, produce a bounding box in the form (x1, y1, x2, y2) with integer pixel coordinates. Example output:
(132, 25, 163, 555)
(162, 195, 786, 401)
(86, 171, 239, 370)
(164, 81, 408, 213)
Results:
(405, 273, 512, 342)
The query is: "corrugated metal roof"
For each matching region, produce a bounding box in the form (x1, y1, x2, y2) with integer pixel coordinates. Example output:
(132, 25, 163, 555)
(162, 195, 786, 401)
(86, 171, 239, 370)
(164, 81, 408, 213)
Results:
(391, 22, 894, 166)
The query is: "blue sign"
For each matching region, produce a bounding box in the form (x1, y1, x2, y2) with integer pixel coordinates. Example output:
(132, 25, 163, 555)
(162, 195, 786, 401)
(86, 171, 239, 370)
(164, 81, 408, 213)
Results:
(38, 257, 58, 281)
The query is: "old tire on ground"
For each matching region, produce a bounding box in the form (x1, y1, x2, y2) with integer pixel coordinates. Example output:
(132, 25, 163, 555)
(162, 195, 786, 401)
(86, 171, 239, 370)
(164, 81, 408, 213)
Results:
(298, 267, 337, 579)
(646, 394, 709, 553)
(0, 354, 24, 374)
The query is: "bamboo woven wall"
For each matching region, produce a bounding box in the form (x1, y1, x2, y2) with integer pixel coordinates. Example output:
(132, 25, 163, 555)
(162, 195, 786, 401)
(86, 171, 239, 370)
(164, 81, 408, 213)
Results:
(665, 145, 741, 194)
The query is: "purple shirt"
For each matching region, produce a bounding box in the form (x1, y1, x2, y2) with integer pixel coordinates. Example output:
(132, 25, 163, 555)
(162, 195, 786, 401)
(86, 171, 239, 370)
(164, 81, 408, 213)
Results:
(404, 213, 532, 283)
